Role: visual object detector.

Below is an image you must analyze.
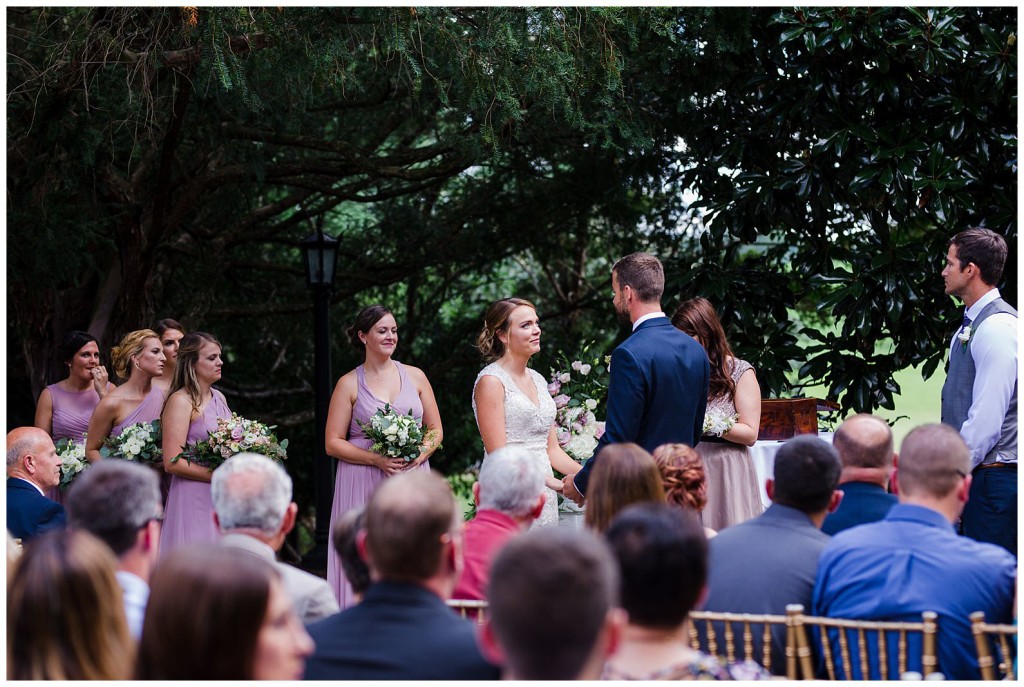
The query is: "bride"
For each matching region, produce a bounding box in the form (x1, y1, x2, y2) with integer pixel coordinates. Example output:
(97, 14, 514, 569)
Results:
(473, 297, 583, 527)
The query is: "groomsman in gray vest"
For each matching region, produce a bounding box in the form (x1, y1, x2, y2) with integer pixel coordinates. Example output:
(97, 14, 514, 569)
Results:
(939, 227, 1017, 556)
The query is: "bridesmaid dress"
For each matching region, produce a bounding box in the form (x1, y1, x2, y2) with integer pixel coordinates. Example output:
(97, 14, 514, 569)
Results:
(326, 361, 429, 608)
(111, 387, 171, 506)
(47, 383, 103, 505)
(159, 390, 231, 557)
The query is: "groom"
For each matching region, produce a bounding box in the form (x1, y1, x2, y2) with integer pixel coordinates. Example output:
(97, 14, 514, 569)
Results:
(563, 252, 710, 505)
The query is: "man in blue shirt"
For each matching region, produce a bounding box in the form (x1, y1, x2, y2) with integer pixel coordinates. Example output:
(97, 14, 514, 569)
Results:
(813, 423, 1015, 680)
(822, 413, 897, 535)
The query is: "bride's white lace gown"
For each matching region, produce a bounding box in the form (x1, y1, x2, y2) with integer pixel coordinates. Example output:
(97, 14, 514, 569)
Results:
(472, 362, 560, 527)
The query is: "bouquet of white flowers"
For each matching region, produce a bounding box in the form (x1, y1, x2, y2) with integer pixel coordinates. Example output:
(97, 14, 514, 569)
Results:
(56, 437, 88, 492)
(173, 413, 288, 470)
(548, 343, 610, 465)
(100, 420, 162, 465)
(357, 403, 436, 462)
(703, 410, 739, 438)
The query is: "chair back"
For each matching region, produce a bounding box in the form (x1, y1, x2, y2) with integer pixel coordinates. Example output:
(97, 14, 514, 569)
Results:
(970, 610, 1017, 680)
(447, 598, 488, 625)
(688, 608, 798, 678)
(791, 607, 938, 680)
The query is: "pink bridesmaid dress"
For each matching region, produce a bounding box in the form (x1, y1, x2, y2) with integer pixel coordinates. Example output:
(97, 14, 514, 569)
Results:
(111, 387, 171, 506)
(47, 383, 103, 505)
(327, 361, 430, 608)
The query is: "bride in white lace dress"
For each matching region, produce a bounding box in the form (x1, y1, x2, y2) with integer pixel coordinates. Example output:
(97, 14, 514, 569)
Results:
(473, 298, 583, 527)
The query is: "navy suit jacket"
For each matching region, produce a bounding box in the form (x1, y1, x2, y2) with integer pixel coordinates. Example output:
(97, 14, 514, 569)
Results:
(821, 481, 897, 536)
(303, 581, 500, 680)
(575, 316, 709, 494)
(7, 478, 66, 541)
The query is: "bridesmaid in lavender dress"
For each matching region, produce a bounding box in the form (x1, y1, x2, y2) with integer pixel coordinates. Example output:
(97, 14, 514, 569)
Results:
(34, 330, 115, 504)
(159, 331, 231, 556)
(324, 305, 443, 608)
(152, 318, 186, 395)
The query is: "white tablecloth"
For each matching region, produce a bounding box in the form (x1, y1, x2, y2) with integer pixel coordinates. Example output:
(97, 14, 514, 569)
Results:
(748, 432, 835, 508)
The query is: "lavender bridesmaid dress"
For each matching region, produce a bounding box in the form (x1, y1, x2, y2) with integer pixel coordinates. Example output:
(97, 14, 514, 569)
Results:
(47, 383, 103, 505)
(111, 387, 172, 507)
(327, 361, 430, 608)
(159, 390, 231, 557)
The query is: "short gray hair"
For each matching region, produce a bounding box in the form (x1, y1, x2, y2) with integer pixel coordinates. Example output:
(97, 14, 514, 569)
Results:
(210, 453, 292, 537)
(66, 460, 162, 557)
(6, 438, 32, 468)
(478, 446, 547, 518)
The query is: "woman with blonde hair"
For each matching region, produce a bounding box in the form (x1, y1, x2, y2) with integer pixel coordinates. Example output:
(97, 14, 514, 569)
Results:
(473, 297, 582, 528)
(159, 331, 231, 555)
(584, 443, 665, 533)
(85, 329, 166, 463)
(652, 443, 717, 538)
(672, 297, 763, 530)
(7, 529, 134, 679)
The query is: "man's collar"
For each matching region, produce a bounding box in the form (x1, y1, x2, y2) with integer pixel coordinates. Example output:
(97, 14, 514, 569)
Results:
(966, 288, 1000, 319)
(8, 475, 45, 496)
(632, 311, 667, 331)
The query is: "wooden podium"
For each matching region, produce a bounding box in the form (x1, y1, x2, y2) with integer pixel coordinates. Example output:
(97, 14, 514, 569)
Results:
(758, 398, 840, 441)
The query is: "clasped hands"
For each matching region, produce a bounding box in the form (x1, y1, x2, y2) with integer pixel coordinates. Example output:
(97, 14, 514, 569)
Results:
(561, 474, 585, 506)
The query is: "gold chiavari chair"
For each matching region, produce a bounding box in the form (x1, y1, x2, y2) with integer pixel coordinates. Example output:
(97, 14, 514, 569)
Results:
(970, 610, 1017, 680)
(447, 598, 488, 625)
(688, 608, 798, 678)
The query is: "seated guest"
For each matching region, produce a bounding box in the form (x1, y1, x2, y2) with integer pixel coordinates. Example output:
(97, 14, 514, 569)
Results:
(701, 435, 842, 675)
(6, 426, 65, 541)
(822, 414, 898, 535)
(652, 443, 717, 538)
(451, 446, 547, 604)
(8, 530, 134, 679)
(138, 545, 313, 680)
(65, 460, 163, 639)
(603, 503, 769, 679)
(210, 452, 338, 623)
(303, 470, 500, 680)
(584, 442, 666, 533)
(332, 505, 370, 604)
(481, 527, 625, 680)
(813, 423, 1015, 680)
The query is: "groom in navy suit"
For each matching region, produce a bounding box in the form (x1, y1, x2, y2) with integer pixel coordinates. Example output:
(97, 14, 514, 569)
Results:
(7, 426, 66, 541)
(564, 252, 710, 503)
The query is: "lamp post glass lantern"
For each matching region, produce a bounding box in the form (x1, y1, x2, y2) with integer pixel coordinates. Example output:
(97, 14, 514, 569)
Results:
(299, 226, 340, 576)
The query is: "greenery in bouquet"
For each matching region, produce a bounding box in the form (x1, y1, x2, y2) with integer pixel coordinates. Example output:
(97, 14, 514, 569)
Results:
(56, 437, 88, 492)
(703, 410, 739, 438)
(547, 342, 610, 465)
(100, 420, 162, 465)
(172, 413, 288, 470)
(357, 403, 437, 462)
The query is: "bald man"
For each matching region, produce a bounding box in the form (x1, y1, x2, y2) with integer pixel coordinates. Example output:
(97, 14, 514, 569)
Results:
(822, 414, 898, 535)
(7, 427, 65, 541)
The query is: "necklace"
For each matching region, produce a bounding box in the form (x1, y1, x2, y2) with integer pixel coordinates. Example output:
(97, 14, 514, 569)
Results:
(368, 365, 392, 382)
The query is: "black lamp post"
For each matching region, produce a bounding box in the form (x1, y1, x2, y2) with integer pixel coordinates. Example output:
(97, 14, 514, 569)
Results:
(299, 218, 340, 575)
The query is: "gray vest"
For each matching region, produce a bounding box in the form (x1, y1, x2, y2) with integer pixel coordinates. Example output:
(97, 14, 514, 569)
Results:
(940, 297, 1018, 464)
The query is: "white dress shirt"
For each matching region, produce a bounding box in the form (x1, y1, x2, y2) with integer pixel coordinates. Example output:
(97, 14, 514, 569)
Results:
(116, 570, 150, 640)
(632, 311, 667, 331)
(949, 288, 1018, 467)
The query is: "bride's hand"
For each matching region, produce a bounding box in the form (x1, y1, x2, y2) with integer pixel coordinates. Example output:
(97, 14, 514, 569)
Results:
(546, 476, 564, 492)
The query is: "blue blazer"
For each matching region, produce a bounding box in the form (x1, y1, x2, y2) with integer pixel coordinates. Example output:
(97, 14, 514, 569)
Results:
(575, 316, 710, 495)
(821, 481, 897, 536)
(7, 478, 66, 541)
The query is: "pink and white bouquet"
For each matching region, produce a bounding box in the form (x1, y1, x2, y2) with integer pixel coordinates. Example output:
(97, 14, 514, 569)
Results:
(547, 343, 610, 465)
(357, 403, 437, 462)
(173, 413, 288, 470)
(56, 437, 88, 492)
(100, 420, 162, 465)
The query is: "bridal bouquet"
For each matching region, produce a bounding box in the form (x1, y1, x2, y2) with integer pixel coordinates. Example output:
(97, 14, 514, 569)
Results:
(357, 403, 436, 462)
(703, 410, 739, 438)
(173, 413, 288, 470)
(547, 343, 610, 465)
(100, 420, 162, 465)
(56, 437, 89, 492)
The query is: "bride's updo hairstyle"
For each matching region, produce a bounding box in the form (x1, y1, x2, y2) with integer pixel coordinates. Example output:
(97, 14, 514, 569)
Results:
(652, 443, 708, 513)
(476, 297, 536, 362)
(347, 305, 393, 350)
(671, 297, 736, 403)
(110, 329, 159, 382)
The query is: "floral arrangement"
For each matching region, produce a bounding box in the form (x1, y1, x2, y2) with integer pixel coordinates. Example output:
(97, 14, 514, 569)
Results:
(547, 343, 610, 465)
(357, 403, 437, 462)
(173, 413, 288, 470)
(958, 324, 972, 351)
(100, 420, 162, 465)
(703, 409, 739, 438)
(56, 437, 88, 492)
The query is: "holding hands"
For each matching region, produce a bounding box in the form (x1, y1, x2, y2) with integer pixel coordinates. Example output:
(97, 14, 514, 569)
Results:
(561, 474, 585, 506)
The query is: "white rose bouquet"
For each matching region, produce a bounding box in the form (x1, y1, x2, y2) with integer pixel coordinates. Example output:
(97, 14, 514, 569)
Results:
(703, 410, 739, 438)
(56, 437, 89, 491)
(357, 403, 436, 462)
(100, 420, 162, 465)
(173, 413, 288, 470)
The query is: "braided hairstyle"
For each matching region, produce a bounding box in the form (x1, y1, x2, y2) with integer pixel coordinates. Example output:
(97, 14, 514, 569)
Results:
(652, 443, 707, 513)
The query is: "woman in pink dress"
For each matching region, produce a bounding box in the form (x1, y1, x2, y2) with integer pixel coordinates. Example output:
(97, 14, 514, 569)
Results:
(152, 318, 186, 394)
(324, 305, 443, 607)
(34, 331, 115, 503)
(159, 331, 231, 556)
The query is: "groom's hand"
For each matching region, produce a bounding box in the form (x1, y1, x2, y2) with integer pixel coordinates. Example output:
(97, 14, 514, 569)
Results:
(562, 474, 585, 506)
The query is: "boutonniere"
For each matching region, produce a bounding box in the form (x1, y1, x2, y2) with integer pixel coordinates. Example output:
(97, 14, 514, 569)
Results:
(957, 325, 972, 350)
